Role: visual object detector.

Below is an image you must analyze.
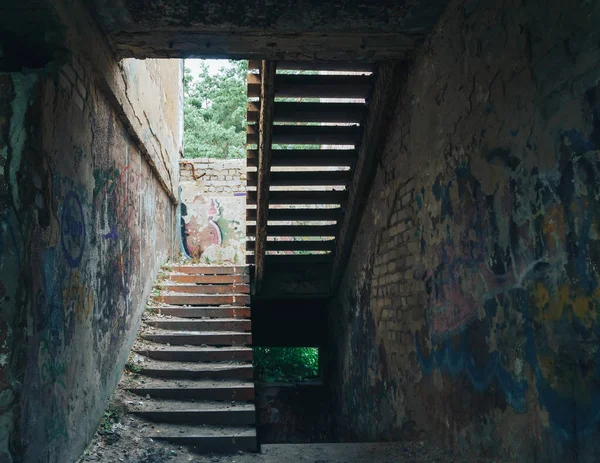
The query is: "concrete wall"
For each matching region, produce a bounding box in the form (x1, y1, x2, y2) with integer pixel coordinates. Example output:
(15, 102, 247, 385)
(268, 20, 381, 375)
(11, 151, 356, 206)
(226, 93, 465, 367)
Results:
(329, 0, 600, 461)
(0, 1, 181, 461)
(180, 158, 246, 264)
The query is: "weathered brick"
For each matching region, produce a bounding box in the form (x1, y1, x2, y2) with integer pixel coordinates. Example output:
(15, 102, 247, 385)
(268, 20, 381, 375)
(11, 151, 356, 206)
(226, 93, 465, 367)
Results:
(407, 241, 420, 254)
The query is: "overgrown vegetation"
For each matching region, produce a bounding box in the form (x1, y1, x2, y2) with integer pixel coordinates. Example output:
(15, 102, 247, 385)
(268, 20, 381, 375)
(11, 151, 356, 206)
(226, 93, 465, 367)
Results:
(125, 361, 142, 374)
(98, 402, 124, 435)
(183, 60, 325, 158)
(253, 347, 319, 382)
(183, 60, 248, 159)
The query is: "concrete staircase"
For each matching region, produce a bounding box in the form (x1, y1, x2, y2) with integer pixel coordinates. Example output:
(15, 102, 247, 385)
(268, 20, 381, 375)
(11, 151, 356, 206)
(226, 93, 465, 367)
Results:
(127, 265, 256, 453)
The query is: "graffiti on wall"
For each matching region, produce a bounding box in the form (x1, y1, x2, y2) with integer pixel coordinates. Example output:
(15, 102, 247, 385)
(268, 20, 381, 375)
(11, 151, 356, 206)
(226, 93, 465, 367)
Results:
(414, 127, 600, 440)
(180, 194, 245, 264)
(60, 191, 85, 268)
(38, 331, 71, 442)
(62, 270, 94, 326)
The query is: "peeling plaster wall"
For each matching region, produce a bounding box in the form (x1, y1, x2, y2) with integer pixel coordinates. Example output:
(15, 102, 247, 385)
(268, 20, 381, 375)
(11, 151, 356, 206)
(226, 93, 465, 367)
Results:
(179, 159, 246, 265)
(330, 0, 600, 460)
(0, 11, 180, 463)
(50, 0, 183, 198)
(119, 58, 182, 192)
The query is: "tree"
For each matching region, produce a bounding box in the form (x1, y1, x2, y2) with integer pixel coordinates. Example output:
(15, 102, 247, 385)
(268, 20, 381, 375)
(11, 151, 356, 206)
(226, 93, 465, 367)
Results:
(253, 347, 319, 382)
(183, 60, 248, 159)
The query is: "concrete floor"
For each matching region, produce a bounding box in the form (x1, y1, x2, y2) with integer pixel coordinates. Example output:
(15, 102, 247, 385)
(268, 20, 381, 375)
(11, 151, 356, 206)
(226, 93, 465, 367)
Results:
(79, 375, 494, 463)
(203, 442, 493, 463)
(82, 436, 493, 463)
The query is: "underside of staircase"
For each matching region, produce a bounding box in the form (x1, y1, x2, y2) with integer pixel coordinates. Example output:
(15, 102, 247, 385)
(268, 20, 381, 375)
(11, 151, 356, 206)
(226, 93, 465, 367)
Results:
(125, 264, 256, 454)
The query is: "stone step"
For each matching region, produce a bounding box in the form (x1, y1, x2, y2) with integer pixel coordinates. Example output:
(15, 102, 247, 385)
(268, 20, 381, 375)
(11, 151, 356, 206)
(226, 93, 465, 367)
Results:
(147, 318, 251, 332)
(127, 379, 255, 401)
(142, 331, 252, 346)
(158, 294, 250, 305)
(156, 283, 250, 294)
(134, 359, 253, 380)
(129, 399, 255, 425)
(153, 306, 251, 319)
(134, 346, 253, 363)
(167, 274, 248, 284)
(146, 423, 257, 453)
(170, 265, 246, 275)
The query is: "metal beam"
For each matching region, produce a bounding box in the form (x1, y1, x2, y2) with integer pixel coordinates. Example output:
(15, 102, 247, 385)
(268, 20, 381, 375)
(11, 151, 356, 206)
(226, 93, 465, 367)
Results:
(254, 60, 277, 294)
(331, 62, 409, 290)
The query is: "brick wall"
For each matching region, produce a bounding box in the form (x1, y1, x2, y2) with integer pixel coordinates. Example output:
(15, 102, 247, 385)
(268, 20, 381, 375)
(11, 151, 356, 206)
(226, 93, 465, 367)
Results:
(179, 158, 246, 264)
(180, 158, 246, 192)
(329, 0, 600, 461)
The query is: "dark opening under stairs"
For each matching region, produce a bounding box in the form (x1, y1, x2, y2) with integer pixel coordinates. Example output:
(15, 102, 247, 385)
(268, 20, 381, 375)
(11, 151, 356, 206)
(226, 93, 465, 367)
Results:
(126, 264, 256, 454)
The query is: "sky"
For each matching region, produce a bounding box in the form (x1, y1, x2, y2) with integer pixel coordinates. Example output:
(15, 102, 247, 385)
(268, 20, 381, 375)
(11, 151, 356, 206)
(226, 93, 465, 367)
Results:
(184, 59, 233, 78)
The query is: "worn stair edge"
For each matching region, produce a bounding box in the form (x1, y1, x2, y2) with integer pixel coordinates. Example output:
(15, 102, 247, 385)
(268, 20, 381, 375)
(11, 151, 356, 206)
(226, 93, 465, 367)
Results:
(137, 364, 253, 380)
(158, 294, 251, 305)
(147, 319, 251, 332)
(156, 284, 250, 294)
(144, 422, 257, 453)
(169, 265, 247, 275)
(131, 408, 255, 425)
(127, 385, 255, 402)
(134, 348, 253, 363)
(141, 332, 252, 346)
(166, 274, 249, 284)
(153, 307, 251, 318)
(151, 434, 257, 453)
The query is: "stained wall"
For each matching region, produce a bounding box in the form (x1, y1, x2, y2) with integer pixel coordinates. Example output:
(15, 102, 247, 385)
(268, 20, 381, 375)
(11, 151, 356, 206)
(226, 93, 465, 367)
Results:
(179, 158, 246, 264)
(329, 0, 600, 460)
(0, 1, 181, 461)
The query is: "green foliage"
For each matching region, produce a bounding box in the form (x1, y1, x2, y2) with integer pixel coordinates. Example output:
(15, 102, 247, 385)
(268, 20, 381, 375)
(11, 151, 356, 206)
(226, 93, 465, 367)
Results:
(253, 347, 319, 382)
(125, 362, 142, 374)
(184, 60, 248, 159)
(99, 404, 122, 434)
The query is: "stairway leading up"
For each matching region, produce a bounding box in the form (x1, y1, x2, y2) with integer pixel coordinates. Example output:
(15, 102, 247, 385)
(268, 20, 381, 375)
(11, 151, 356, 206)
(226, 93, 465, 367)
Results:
(126, 265, 256, 454)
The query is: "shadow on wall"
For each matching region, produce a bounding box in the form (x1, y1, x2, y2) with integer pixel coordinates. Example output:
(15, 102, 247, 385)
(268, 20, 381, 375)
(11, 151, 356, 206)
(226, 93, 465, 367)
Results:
(179, 159, 246, 264)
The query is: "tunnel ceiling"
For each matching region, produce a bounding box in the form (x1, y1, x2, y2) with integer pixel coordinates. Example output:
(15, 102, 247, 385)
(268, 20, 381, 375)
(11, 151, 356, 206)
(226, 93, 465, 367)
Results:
(85, 0, 451, 60)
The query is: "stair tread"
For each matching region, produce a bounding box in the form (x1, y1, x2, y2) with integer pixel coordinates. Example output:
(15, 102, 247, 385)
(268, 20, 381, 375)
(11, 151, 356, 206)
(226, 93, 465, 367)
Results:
(146, 423, 256, 438)
(156, 284, 246, 287)
(148, 304, 248, 308)
(159, 292, 250, 296)
(128, 399, 255, 413)
(147, 317, 249, 323)
(134, 358, 252, 371)
(143, 330, 250, 335)
(135, 345, 252, 352)
(127, 378, 254, 389)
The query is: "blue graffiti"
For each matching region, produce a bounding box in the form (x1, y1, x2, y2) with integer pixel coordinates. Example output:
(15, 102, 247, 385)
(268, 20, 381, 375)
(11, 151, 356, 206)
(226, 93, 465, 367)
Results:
(415, 143, 600, 442)
(519, 286, 600, 441)
(415, 332, 528, 412)
(60, 191, 85, 267)
(103, 226, 118, 240)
